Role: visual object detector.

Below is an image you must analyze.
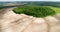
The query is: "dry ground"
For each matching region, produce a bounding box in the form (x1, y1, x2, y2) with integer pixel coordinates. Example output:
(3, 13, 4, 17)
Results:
(0, 8, 60, 32)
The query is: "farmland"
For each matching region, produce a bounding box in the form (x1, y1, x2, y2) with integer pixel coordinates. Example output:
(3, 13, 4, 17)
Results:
(50, 7, 60, 13)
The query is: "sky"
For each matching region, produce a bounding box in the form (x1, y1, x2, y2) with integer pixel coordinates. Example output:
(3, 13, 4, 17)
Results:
(0, 0, 60, 1)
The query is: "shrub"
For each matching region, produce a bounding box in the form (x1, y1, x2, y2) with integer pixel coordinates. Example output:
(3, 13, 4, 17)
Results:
(13, 6, 56, 18)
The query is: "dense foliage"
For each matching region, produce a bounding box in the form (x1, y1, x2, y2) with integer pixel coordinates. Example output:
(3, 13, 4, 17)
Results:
(13, 6, 56, 18)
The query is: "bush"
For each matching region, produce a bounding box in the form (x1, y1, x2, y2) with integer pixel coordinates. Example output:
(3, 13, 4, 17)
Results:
(13, 6, 56, 18)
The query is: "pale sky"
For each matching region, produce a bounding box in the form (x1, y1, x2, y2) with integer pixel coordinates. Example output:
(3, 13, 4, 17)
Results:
(0, 0, 60, 1)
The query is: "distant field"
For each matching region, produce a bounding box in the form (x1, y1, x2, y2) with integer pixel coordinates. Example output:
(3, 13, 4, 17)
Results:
(50, 7, 60, 13)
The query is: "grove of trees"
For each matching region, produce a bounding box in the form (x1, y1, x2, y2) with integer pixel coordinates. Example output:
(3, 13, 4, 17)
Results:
(13, 5, 56, 18)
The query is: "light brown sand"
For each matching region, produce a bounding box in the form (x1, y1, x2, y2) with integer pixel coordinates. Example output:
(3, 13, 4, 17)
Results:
(0, 8, 60, 32)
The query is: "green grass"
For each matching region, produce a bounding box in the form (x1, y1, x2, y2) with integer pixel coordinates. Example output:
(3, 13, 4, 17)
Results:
(50, 7, 60, 13)
(13, 6, 56, 18)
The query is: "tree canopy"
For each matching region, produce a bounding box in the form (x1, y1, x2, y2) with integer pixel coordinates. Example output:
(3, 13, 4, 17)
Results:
(13, 6, 56, 18)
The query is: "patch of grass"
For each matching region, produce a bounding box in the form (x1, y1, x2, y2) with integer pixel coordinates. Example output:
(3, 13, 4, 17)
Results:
(13, 6, 56, 18)
(50, 7, 60, 13)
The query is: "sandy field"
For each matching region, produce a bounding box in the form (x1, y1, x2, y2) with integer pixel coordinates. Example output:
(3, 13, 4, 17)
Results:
(0, 8, 60, 32)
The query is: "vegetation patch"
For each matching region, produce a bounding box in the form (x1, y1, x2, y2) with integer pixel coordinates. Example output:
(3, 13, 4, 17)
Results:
(50, 7, 60, 13)
(13, 6, 56, 18)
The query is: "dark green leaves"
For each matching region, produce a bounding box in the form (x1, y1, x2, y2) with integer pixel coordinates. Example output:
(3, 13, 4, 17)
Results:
(13, 6, 56, 18)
